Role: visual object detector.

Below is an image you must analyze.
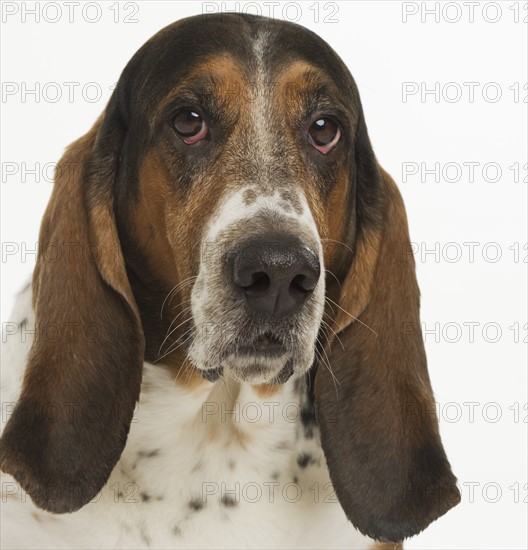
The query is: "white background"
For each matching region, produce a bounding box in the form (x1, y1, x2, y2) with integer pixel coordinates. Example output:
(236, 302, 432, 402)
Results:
(1, 1, 527, 548)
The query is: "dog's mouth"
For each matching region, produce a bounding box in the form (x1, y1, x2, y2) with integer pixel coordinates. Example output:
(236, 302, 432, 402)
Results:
(200, 361, 295, 385)
(200, 331, 295, 384)
(235, 331, 286, 358)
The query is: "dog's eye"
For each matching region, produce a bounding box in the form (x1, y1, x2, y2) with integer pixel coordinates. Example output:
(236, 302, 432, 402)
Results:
(308, 117, 341, 154)
(172, 110, 208, 144)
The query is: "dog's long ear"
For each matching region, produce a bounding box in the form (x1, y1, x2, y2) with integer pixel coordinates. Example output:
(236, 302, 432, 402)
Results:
(0, 99, 144, 514)
(315, 112, 460, 542)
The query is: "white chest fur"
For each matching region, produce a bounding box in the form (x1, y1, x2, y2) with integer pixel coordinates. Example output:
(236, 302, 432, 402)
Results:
(1, 287, 372, 549)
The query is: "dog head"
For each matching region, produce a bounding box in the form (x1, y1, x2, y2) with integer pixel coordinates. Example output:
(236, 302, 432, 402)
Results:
(0, 14, 460, 542)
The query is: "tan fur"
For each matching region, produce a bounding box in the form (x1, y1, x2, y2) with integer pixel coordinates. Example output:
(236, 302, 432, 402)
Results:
(31, 512, 43, 524)
(314, 159, 460, 541)
(332, 167, 407, 332)
(370, 543, 403, 550)
(0, 113, 145, 515)
(1, 16, 459, 536)
(132, 56, 355, 386)
(252, 384, 282, 398)
(156, 54, 246, 117)
(275, 61, 328, 212)
(324, 170, 352, 263)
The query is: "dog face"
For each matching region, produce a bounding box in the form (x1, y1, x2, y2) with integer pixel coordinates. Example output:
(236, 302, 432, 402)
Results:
(0, 14, 460, 542)
(112, 19, 362, 385)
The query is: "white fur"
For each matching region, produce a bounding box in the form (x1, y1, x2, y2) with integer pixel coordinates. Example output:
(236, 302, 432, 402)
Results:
(189, 26, 326, 385)
(0, 284, 374, 550)
(0, 28, 364, 548)
(189, 184, 325, 383)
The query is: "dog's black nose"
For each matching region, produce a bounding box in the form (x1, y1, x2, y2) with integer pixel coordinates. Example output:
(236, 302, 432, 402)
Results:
(230, 236, 320, 318)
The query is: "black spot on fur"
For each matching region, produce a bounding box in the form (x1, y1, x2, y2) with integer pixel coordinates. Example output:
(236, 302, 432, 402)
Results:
(293, 376, 302, 392)
(293, 476, 299, 483)
(221, 494, 238, 508)
(139, 492, 163, 502)
(133, 449, 161, 469)
(297, 452, 316, 469)
(271, 471, 280, 480)
(140, 449, 160, 458)
(300, 369, 318, 439)
(301, 405, 316, 439)
(189, 499, 205, 511)
(172, 525, 181, 536)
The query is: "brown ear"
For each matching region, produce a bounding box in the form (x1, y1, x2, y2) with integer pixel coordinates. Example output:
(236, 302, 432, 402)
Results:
(315, 120, 460, 541)
(0, 114, 144, 513)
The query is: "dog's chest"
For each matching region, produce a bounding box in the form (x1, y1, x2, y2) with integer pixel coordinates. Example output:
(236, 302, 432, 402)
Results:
(1, 294, 366, 549)
(99, 365, 354, 549)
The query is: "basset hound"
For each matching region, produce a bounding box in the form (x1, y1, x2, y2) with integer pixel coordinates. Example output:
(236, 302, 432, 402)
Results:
(0, 13, 460, 550)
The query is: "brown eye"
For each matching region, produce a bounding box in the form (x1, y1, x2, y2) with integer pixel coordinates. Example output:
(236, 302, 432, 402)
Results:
(172, 110, 208, 144)
(308, 117, 341, 154)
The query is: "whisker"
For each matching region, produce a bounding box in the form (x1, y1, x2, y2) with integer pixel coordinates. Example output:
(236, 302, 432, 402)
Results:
(155, 329, 194, 363)
(321, 237, 354, 256)
(323, 299, 337, 318)
(325, 297, 377, 336)
(182, 357, 196, 386)
(167, 280, 196, 309)
(163, 325, 194, 354)
(325, 268, 341, 289)
(158, 305, 192, 356)
(314, 346, 339, 398)
(164, 303, 192, 332)
(160, 276, 197, 319)
(320, 319, 345, 351)
(167, 302, 193, 327)
(158, 314, 194, 356)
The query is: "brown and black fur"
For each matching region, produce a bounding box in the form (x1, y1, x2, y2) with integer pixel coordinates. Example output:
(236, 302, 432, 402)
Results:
(0, 13, 460, 543)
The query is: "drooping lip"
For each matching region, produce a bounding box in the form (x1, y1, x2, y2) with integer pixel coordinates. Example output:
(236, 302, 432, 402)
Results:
(230, 332, 286, 359)
(230, 358, 295, 384)
(197, 333, 293, 383)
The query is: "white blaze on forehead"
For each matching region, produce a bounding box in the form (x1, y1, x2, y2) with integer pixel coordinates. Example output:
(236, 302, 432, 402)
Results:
(203, 187, 317, 244)
(187, 30, 327, 381)
(198, 28, 322, 251)
(251, 29, 275, 166)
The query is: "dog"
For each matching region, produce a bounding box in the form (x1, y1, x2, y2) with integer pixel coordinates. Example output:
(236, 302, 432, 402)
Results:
(0, 13, 460, 549)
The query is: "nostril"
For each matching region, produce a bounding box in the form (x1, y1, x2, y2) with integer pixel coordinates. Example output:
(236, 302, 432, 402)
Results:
(230, 237, 320, 317)
(290, 274, 307, 294)
(243, 271, 270, 293)
(290, 273, 317, 294)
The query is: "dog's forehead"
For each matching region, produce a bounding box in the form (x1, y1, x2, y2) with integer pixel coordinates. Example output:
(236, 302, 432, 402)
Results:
(122, 14, 352, 107)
